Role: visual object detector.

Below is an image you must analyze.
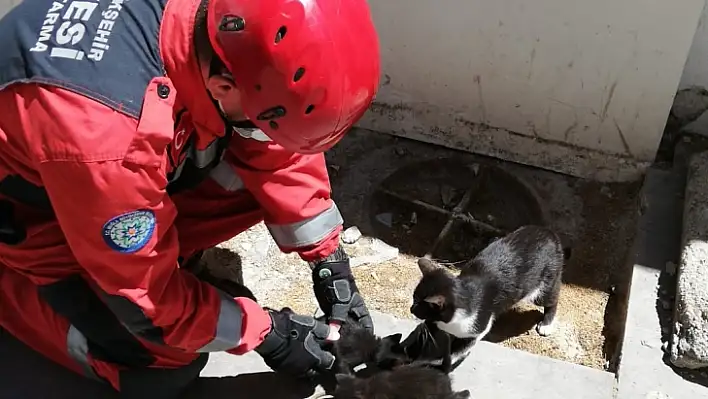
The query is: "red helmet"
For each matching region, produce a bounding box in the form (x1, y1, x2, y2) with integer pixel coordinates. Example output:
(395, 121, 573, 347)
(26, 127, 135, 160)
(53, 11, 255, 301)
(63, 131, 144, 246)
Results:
(207, 0, 381, 153)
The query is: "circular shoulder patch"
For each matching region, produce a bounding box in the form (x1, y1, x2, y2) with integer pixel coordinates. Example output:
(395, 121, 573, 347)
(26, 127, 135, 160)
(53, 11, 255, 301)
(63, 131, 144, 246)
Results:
(102, 210, 156, 253)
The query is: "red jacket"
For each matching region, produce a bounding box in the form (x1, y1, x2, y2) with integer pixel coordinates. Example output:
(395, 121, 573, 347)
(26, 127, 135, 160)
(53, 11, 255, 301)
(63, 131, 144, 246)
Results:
(0, 0, 341, 358)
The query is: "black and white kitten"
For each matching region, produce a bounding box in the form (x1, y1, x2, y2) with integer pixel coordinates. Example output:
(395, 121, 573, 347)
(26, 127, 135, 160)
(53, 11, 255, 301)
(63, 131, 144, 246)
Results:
(411, 225, 567, 346)
(333, 365, 471, 399)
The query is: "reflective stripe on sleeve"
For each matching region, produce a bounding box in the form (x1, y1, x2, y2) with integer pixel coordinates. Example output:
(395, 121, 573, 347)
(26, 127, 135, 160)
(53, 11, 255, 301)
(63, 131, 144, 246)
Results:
(266, 202, 343, 248)
(67, 324, 100, 380)
(196, 289, 243, 352)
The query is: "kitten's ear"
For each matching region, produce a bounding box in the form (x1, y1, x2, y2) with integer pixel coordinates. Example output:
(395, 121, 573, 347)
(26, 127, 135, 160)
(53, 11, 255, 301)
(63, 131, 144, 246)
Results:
(424, 295, 446, 308)
(418, 257, 441, 275)
(381, 333, 403, 347)
(399, 325, 423, 348)
(279, 306, 294, 314)
(383, 333, 403, 344)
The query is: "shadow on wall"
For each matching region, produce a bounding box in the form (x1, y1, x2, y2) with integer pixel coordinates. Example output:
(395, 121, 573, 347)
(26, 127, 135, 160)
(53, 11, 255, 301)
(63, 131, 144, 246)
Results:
(0, 329, 325, 399)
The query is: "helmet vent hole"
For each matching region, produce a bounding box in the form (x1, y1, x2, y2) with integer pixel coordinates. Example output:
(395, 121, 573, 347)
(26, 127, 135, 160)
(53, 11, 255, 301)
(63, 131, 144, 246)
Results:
(305, 105, 315, 114)
(257, 106, 287, 120)
(269, 121, 279, 130)
(219, 16, 245, 32)
(275, 26, 287, 43)
(255, 84, 262, 91)
(293, 67, 306, 82)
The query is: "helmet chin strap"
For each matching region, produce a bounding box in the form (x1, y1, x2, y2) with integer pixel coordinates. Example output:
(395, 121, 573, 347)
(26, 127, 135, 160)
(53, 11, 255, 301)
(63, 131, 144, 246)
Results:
(229, 119, 259, 130)
(208, 94, 273, 143)
(212, 97, 258, 130)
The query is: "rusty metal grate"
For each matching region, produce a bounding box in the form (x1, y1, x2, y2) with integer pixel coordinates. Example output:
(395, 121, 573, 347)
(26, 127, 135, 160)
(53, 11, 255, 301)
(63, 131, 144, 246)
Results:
(369, 158, 545, 262)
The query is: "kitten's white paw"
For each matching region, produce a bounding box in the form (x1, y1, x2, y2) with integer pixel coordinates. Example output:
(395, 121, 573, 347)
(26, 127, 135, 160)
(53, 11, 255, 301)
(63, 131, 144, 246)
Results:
(536, 322, 555, 337)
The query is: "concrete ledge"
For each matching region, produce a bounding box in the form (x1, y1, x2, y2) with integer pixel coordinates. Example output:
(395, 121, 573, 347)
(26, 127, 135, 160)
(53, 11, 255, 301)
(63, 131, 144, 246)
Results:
(672, 152, 708, 369)
(1, 312, 615, 399)
(617, 166, 708, 398)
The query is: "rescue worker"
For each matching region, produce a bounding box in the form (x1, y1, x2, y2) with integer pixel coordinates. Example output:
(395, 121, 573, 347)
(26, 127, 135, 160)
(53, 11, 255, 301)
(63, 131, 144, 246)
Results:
(0, 0, 380, 395)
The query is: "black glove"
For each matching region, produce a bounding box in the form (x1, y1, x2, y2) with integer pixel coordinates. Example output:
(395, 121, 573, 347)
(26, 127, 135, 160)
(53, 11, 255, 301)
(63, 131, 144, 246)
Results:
(255, 307, 336, 378)
(310, 245, 374, 332)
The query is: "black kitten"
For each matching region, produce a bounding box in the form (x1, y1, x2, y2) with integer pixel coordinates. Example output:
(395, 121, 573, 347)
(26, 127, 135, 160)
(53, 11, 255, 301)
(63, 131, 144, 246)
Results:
(411, 225, 567, 345)
(325, 319, 409, 376)
(333, 365, 471, 399)
(399, 320, 474, 373)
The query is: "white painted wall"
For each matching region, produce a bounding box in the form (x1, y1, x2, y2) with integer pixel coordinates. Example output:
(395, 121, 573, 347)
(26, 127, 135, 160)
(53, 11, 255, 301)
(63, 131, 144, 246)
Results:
(0, 0, 704, 181)
(358, 0, 706, 181)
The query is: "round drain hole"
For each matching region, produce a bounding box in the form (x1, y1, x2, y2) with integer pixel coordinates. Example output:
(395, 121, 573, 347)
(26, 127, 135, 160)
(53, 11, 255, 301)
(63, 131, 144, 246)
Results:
(369, 158, 545, 263)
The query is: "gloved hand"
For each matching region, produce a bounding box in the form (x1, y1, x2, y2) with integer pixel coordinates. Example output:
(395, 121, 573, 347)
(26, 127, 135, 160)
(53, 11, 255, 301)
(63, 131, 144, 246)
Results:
(310, 245, 374, 332)
(254, 307, 337, 378)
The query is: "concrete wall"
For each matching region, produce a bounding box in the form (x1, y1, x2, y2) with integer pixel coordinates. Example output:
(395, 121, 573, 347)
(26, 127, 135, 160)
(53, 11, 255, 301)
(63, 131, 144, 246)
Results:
(0, 0, 705, 181)
(675, 2, 708, 137)
(680, 2, 708, 91)
(358, 0, 705, 182)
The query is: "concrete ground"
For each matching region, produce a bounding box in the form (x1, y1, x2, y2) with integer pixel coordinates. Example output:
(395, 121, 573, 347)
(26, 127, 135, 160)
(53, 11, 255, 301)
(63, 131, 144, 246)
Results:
(616, 130, 708, 399)
(0, 311, 615, 399)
